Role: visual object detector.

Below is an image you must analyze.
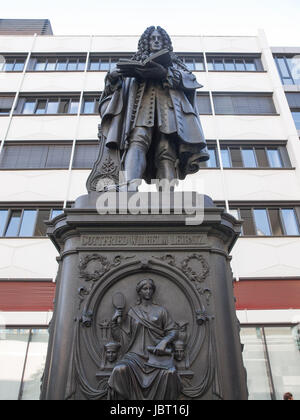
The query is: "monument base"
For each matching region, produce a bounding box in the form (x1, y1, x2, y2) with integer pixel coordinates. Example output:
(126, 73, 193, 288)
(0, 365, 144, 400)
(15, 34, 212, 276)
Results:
(40, 192, 248, 400)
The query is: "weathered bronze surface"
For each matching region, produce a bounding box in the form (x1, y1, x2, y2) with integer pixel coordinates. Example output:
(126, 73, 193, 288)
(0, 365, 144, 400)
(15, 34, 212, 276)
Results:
(40, 27, 248, 401)
(40, 193, 248, 400)
(87, 26, 209, 192)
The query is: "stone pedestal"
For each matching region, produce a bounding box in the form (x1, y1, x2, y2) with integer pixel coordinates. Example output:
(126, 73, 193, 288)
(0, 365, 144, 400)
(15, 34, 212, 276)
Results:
(40, 192, 248, 400)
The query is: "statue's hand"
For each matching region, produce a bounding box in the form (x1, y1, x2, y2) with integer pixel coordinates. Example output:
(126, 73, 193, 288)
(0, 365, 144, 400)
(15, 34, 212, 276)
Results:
(108, 68, 122, 81)
(117, 67, 138, 78)
(112, 309, 123, 324)
(153, 339, 168, 355)
(135, 61, 167, 80)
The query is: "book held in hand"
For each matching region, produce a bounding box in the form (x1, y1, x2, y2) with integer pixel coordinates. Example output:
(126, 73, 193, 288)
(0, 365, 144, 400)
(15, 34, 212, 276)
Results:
(117, 48, 172, 69)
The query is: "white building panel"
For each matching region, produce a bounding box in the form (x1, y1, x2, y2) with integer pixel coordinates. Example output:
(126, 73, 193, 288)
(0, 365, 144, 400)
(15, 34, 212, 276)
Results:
(202, 36, 261, 53)
(0, 170, 69, 202)
(0, 117, 10, 139)
(0, 72, 23, 93)
(180, 171, 226, 201)
(91, 36, 139, 53)
(77, 115, 99, 139)
(0, 238, 58, 279)
(206, 71, 273, 92)
(67, 170, 90, 201)
(0, 36, 33, 53)
(213, 115, 286, 140)
(21, 71, 85, 93)
(84, 71, 105, 92)
(172, 36, 203, 52)
(231, 237, 300, 278)
(7, 115, 78, 141)
(223, 169, 300, 201)
(32, 36, 91, 53)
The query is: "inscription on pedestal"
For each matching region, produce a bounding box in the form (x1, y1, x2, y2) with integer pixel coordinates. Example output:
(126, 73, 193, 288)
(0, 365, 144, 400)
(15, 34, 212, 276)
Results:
(81, 233, 208, 247)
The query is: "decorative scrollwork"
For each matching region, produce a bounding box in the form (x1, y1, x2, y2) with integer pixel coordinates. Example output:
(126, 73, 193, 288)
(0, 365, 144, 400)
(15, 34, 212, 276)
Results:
(153, 253, 210, 287)
(80, 310, 93, 328)
(181, 253, 210, 283)
(78, 254, 136, 308)
(79, 254, 110, 282)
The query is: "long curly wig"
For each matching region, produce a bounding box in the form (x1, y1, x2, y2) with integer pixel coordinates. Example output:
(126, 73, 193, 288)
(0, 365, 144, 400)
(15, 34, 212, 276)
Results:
(131, 26, 189, 72)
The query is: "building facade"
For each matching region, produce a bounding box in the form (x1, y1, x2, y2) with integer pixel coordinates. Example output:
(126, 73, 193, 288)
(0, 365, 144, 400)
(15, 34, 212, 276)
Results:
(0, 25, 300, 400)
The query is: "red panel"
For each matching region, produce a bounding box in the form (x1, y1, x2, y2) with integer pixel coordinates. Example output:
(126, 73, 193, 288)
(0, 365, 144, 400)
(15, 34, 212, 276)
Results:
(234, 279, 300, 310)
(1, 280, 299, 312)
(0, 281, 56, 311)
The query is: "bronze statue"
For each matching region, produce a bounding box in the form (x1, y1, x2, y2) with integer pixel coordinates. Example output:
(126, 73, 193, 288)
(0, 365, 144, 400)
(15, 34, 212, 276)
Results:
(99, 26, 209, 190)
(104, 342, 121, 365)
(107, 278, 182, 400)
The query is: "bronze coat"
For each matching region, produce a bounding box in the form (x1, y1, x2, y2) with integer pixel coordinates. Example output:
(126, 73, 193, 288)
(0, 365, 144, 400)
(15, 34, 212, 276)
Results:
(99, 65, 209, 180)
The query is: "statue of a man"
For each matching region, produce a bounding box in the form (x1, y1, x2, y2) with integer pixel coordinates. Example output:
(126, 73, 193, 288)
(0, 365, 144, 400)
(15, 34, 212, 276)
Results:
(99, 26, 209, 190)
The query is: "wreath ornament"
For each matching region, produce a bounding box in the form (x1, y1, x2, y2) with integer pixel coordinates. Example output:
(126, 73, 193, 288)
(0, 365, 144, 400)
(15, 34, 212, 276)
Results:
(79, 254, 110, 282)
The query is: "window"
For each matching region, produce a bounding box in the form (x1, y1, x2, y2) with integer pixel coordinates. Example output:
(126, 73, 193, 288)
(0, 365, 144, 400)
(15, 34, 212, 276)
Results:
(178, 55, 204, 71)
(241, 149, 257, 168)
(221, 148, 231, 168)
(253, 209, 272, 236)
(266, 149, 283, 168)
(0, 96, 14, 115)
(0, 210, 8, 236)
(274, 55, 300, 85)
(0, 56, 26, 72)
(241, 325, 300, 400)
(291, 111, 300, 130)
(0, 207, 63, 237)
(199, 147, 219, 168)
(28, 56, 86, 72)
(206, 148, 218, 168)
(72, 143, 99, 168)
(206, 55, 263, 72)
(281, 208, 300, 235)
(0, 144, 72, 169)
(0, 328, 48, 400)
(286, 94, 300, 130)
(16, 97, 80, 115)
(82, 96, 98, 114)
(196, 93, 212, 115)
(231, 207, 300, 236)
(213, 93, 277, 115)
(51, 209, 63, 219)
(18, 210, 36, 237)
(88, 55, 132, 71)
(219, 145, 289, 168)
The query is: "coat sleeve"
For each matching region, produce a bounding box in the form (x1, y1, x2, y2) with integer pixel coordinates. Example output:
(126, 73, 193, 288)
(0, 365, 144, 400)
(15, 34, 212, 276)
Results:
(99, 71, 123, 117)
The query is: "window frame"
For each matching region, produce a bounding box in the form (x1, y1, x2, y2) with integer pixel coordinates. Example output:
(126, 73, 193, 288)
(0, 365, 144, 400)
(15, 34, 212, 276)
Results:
(213, 92, 277, 115)
(81, 96, 99, 114)
(29, 55, 87, 72)
(0, 206, 64, 238)
(0, 56, 26, 72)
(206, 54, 263, 72)
(0, 326, 49, 400)
(230, 206, 300, 237)
(18, 96, 80, 115)
(0, 142, 73, 169)
(218, 143, 290, 169)
(177, 54, 205, 71)
(274, 54, 300, 85)
(291, 109, 300, 130)
(88, 54, 133, 71)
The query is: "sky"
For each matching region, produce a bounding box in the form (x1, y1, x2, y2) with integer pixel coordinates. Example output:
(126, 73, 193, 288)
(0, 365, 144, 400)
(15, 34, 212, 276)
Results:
(1, 0, 300, 46)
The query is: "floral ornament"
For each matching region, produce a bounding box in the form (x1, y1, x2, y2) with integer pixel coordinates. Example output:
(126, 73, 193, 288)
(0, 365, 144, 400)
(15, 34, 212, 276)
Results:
(181, 254, 210, 283)
(79, 254, 110, 282)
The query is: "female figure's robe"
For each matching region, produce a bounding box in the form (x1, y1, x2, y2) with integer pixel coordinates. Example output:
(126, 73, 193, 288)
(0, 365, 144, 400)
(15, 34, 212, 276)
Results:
(108, 303, 181, 400)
